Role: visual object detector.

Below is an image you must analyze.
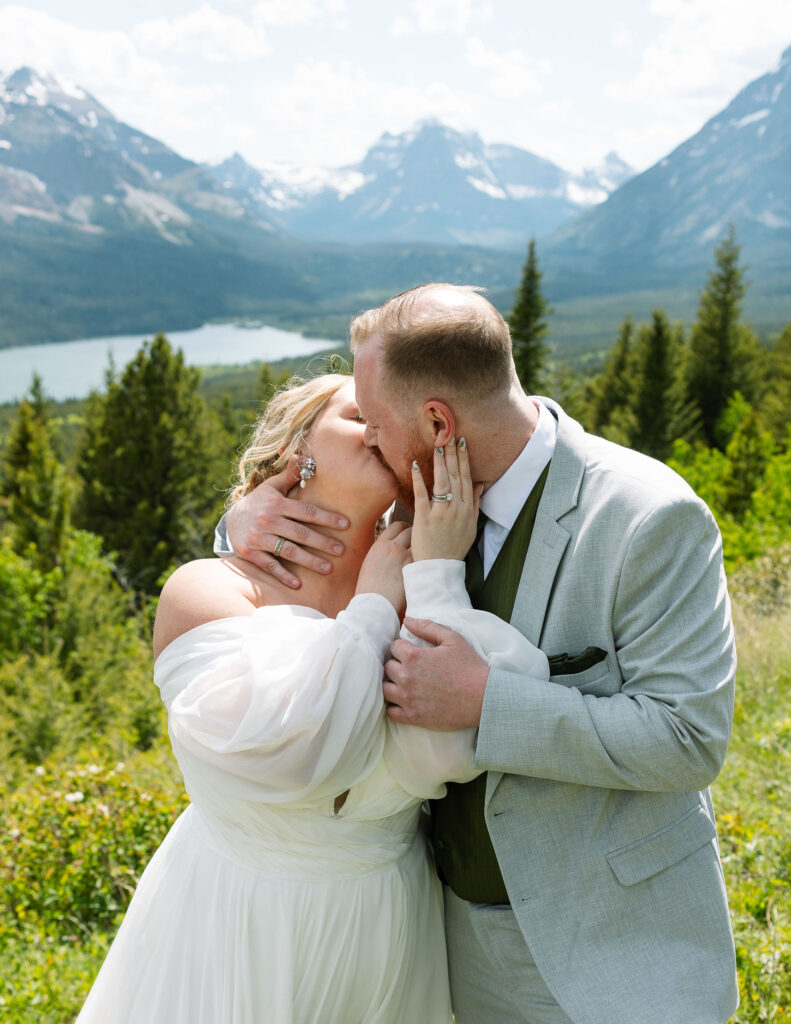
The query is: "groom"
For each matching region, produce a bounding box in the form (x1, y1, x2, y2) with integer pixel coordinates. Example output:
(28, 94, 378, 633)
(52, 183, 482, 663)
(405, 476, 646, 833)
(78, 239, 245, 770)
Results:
(221, 284, 738, 1024)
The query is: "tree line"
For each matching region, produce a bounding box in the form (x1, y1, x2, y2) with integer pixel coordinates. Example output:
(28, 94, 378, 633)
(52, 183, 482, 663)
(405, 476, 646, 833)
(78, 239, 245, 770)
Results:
(511, 229, 791, 566)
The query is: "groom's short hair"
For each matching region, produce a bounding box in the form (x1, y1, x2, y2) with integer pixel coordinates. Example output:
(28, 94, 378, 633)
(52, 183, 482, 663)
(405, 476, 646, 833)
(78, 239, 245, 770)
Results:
(349, 283, 514, 401)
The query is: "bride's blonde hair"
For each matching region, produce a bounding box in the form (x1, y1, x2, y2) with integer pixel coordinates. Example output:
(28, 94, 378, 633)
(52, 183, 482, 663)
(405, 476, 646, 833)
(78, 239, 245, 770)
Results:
(228, 373, 350, 506)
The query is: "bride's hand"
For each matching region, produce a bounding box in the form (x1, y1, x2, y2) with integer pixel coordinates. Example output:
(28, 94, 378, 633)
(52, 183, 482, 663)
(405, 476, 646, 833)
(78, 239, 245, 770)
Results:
(411, 439, 482, 562)
(355, 522, 412, 616)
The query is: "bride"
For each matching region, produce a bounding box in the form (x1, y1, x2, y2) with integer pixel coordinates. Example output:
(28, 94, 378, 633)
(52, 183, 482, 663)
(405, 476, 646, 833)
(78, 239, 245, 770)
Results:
(76, 373, 548, 1024)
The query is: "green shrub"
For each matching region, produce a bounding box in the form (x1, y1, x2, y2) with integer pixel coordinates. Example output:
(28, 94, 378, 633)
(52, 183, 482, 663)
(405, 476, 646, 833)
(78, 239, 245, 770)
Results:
(0, 748, 185, 944)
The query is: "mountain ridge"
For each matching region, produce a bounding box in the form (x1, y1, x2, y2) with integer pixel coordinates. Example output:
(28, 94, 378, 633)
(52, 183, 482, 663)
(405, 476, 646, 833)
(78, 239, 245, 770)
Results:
(544, 43, 791, 279)
(208, 119, 634, 249)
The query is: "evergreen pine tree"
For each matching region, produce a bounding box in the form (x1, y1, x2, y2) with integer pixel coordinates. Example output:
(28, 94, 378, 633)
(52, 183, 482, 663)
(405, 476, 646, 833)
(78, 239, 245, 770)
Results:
(683, 227, 752, 446)
(75, 334, 217, 593)
(590, 316, 635, 432)
(763, 324, 791, 444)
(1, 376, 71, 570)
(508, 238, 551, 393)
(722, 402, 775, 518)
(629, 310, 680, 460)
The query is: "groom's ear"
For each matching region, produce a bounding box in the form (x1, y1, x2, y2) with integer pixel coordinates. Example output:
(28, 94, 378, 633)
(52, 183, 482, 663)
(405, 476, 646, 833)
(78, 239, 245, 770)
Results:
(420, 400, 455, 446)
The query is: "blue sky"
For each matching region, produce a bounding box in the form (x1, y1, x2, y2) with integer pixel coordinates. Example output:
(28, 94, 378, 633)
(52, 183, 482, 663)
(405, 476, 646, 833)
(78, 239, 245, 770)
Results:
(1, 0, 789, 174)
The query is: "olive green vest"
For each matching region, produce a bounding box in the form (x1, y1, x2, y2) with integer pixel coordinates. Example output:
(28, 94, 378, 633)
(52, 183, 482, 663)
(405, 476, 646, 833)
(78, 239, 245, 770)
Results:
(431, 463, 550, 904)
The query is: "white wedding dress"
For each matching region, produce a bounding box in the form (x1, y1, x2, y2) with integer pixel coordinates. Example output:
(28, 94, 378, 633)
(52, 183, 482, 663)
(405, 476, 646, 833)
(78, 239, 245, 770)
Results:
(76, 560, 548, 1024)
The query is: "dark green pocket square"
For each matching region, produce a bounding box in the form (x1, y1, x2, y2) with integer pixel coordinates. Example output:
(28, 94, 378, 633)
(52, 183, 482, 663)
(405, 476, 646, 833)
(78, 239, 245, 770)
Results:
(548, 646, 607, 675)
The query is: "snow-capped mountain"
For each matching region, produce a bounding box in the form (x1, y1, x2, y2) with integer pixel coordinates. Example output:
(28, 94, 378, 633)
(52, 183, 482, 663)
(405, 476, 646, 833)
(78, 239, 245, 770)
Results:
(547, 45, 791, 272)
(0, 66, 278, 242)
(208, 120, 635, 250)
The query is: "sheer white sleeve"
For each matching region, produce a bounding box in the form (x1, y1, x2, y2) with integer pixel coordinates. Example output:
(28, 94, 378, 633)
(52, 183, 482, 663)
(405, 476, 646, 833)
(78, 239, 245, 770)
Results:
(154, 595, 400, 804)
(385, 560, 549, 798)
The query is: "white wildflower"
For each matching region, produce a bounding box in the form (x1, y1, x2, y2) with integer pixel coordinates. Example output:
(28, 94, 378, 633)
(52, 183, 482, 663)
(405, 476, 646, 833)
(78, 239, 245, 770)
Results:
(34, 765, 45, 777)
(64, 791, 84, 804)
(96, 803, 111, 817)
(9, 827, 20, 838)
(87, 764, 102, 775)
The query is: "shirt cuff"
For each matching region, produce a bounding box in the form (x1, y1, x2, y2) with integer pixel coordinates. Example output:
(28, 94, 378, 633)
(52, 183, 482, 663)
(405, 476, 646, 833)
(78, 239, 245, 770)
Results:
(213, 514, 234, 556)
(403, 559, 472, 616)
(338, 594, 401, 661)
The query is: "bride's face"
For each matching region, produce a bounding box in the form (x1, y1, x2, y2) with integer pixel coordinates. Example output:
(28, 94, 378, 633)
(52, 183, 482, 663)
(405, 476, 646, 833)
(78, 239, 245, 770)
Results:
(304, 381, 398, 512)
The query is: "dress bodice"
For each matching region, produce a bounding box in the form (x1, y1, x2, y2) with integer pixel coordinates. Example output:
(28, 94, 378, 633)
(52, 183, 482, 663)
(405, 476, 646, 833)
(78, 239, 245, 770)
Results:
(153, 562, 550, 878)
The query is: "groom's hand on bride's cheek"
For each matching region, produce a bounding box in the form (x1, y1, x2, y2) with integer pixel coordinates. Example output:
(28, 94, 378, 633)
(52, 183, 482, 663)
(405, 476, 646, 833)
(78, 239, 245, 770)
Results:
(226, 461, 349, 589)
(383, 620, 489, 730)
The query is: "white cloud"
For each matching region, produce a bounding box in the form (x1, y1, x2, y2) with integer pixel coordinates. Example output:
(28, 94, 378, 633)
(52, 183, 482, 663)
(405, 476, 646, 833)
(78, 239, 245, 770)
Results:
(611, 22, 635, 48)
(133, 4, 271, 62)
(602, 0, 791, 169)
(466, 36, 545, 99)
(0, 5, 227, 157)
(257, 59, 473, 165)
(253, 0, 346, 27)
(539, 98, 572, 118)
(388, 0, 492, 36)
(607, 0, 791, 109)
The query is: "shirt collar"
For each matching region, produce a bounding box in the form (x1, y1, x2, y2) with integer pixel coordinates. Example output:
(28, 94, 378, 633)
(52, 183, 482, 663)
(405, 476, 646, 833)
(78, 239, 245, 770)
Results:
(480, 400, 558, 532)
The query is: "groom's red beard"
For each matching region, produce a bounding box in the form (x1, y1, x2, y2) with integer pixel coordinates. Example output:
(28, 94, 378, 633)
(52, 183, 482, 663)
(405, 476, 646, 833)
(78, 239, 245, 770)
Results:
(371, 445, 434, 510)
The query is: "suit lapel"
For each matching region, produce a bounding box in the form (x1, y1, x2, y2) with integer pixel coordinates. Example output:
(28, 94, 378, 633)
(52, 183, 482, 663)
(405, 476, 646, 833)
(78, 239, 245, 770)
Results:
(509, 403, 587, 643)
(485, 403, 588, 805)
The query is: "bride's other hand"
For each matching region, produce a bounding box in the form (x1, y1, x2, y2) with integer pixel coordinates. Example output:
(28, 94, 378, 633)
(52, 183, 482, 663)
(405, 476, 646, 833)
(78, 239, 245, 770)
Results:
(226, 456, 351, 589)
(411, 439, 482, 562)
(356, 522, 412, 616)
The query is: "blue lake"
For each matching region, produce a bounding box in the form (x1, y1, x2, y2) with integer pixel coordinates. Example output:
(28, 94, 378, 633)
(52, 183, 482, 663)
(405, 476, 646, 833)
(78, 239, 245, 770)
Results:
(0, 322, 338, 404)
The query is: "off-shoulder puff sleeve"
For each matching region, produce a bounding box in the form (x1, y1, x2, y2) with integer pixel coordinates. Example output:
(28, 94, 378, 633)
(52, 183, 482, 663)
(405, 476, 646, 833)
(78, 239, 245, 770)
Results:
(154, 594, 400, 804)
(385, 560, 549, 798)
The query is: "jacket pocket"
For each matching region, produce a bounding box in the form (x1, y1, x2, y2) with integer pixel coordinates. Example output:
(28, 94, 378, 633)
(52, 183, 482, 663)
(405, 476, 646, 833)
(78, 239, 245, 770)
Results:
(550, 657, 614, 692)
(606, 804, 717, 887)
(548, 646, 607, 675)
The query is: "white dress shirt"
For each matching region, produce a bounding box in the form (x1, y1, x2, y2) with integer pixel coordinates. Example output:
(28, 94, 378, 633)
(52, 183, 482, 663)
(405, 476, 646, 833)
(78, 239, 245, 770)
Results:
(478, 399, 558, 578)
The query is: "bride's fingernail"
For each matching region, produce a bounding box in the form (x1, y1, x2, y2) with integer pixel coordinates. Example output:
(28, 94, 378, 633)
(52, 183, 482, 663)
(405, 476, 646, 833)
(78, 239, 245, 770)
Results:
(412, 460, 419, 472)
(448, 437, 456, 448)
(459, 437, 467, 450)
(436, 446, 444, 456)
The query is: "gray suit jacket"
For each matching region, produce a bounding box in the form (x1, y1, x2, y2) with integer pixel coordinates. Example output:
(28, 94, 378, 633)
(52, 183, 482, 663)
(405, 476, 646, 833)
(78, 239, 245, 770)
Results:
(473, 401, 738, 1024)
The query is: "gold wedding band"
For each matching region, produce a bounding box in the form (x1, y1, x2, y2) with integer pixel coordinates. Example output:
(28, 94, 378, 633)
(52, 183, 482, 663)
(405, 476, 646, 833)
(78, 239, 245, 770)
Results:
(431, 493, 453, 503)
(273, 536, 286, 555)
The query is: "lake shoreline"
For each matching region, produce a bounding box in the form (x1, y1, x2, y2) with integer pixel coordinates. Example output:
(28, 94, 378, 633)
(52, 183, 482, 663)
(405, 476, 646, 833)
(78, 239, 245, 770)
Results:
(0, 322, 341, 405)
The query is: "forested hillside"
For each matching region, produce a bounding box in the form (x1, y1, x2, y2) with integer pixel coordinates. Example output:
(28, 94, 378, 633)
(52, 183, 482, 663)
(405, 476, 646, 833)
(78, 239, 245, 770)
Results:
(0, 234, 789, 1020)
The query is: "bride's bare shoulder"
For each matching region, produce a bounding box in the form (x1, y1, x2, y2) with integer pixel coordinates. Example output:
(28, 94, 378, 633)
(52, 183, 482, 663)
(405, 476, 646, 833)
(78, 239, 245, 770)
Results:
(153, 558, 259, 659)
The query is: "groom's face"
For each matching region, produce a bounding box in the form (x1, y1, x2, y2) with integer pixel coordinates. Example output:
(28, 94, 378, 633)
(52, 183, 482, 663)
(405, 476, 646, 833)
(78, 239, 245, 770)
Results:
(353, 338, 433, 507)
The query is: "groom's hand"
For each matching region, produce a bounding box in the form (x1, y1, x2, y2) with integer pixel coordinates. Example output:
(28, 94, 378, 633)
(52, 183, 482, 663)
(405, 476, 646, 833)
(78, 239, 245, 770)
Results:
(383, 618, 489, 730)
(226, 458, 350, 589)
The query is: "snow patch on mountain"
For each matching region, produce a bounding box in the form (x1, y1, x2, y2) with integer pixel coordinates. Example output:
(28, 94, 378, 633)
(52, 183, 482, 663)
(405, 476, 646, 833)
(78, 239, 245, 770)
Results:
(733, 108, 770, 128)
(468, 177, 507, 199)
(566, 181, 608, 205)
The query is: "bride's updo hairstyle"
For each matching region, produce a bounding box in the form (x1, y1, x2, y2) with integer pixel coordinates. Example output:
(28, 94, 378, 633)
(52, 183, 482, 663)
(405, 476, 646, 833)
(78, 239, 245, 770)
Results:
(229, 373, 350, 506)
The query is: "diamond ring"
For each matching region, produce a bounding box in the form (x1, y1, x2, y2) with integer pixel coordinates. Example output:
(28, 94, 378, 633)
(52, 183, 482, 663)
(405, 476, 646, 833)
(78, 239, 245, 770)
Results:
(431, 493, 453, 503)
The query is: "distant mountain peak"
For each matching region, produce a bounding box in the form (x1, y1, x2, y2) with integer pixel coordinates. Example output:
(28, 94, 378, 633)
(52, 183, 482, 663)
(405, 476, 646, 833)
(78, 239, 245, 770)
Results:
(205, 118, 635, 249)
(781, 44, 791, 68)
(2, 66, 90, 107)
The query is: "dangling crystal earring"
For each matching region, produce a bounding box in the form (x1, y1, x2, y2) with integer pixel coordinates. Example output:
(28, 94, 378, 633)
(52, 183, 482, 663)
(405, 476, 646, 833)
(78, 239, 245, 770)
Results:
(297, 454, 316, 488)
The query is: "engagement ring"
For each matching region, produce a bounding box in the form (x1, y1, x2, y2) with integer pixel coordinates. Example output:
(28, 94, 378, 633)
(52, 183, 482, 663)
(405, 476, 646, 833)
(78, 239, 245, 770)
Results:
(431, 493, 453, 503)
